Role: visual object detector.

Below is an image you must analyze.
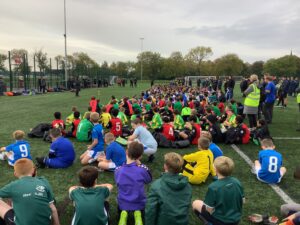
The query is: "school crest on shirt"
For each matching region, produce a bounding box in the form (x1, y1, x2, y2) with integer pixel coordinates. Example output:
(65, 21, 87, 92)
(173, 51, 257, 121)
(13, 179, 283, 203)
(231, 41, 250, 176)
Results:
(36, 185, 45, 193)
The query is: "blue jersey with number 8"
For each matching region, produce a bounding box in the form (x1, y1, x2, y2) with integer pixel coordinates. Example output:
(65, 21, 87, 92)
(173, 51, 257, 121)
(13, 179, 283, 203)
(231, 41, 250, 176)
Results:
(5, 140, 32, 165)
(258, 149, 282, 184)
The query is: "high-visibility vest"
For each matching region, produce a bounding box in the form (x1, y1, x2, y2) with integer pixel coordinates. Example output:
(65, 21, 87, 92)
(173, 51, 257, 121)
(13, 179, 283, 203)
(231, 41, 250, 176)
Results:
(244, 84, 260, 107)
(297, 93, 300, 104)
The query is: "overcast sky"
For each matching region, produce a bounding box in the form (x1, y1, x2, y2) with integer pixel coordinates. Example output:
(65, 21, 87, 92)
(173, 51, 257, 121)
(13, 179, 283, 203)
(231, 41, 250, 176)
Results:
(1, 0, 299, 64)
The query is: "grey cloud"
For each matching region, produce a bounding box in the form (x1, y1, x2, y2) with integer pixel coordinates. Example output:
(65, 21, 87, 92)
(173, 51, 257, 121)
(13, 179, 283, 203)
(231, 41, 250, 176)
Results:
(176, 12, 300, 50)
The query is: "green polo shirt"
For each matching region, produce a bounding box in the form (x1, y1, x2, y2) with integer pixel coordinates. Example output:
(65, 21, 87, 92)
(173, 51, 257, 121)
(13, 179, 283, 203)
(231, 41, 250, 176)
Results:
(0, 176, 54, 225)
(70, 186, 110, 225)
(76, 118, 93, 142)
(204, 176, 244, 224)
(174, 101, 183, 113)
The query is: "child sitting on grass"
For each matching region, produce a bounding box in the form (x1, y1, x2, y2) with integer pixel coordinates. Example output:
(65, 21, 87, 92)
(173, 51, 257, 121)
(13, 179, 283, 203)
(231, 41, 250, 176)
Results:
(146, 152, 192, 225)
(107, 109, 122, 137)
(254, 138, 286, 184)
(100, 106, 111, 128)
(67, 111, 81, 138)
(0, 130, 32, 166)
(76, 112, 93, 142)
(0, 158, 60, 225)
(115, 141, 152, 225)
(69, 166, 113, 225)
(36, 128, 75, 169)
(97, 133, 126, 171)
(201, 131, 223, 160)
(182, 137, 216, 184)
(193, 156, 244, 225)
(80, 112, 105, 165)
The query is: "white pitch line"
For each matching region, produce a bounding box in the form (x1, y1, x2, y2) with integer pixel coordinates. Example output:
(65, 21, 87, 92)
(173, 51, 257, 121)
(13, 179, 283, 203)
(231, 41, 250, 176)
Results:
(231, 144, 295, 204)
(273, 137, 300, 140)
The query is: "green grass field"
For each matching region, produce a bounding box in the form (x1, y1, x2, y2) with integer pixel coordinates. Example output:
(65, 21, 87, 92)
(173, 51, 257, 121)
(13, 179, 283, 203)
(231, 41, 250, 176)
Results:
(0, 82, 299, 225)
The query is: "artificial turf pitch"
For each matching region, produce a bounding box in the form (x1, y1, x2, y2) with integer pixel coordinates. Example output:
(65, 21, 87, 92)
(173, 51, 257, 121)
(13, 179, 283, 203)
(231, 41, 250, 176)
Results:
(0, 82, 299, 225)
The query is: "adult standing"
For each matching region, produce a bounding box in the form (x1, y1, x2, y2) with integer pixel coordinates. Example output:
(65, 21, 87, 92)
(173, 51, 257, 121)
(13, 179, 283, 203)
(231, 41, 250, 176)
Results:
(75, 78, 81, 97)
(263, 75, 276, 124)
(226, 76, 235, 101)
(41, 77, 46, 93)
(243, 74, 260, 129)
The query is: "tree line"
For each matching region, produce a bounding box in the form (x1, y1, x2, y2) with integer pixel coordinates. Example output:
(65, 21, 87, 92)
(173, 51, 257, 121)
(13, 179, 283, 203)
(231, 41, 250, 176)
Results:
(0, 46, 299, 80)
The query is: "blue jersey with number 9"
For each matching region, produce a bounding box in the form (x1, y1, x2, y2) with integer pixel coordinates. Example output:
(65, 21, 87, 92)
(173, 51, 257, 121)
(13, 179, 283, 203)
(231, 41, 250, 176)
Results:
(258, 149, 282, 184)
(5, 140, 32, 165)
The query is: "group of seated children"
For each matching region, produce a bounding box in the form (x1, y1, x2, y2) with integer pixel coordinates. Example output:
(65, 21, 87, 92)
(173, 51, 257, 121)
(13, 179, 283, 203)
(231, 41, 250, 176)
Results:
(0, 143, 246, 225)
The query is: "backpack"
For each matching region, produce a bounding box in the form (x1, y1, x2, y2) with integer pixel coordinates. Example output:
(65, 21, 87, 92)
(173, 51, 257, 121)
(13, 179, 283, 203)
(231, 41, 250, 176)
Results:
(225, 125, 244, 144)
(28, 123, 52, 138)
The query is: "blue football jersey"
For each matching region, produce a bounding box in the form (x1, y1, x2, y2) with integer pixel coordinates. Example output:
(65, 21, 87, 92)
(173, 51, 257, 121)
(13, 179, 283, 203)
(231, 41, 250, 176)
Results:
(91, 124, 104, 152)
(258, 149, 282, 184)
(6, 140, 32, 165)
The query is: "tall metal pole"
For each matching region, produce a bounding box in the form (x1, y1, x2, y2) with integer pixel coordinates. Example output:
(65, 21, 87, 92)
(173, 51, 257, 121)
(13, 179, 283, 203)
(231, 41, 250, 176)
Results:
(140, 37, 144, 81)
(64, 0, 68, 89)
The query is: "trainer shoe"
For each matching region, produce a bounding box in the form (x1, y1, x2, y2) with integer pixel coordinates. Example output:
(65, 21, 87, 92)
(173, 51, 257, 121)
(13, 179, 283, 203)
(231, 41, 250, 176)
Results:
(118, 210, 128, 225)
(0, 152, 6, 160)
(134, 210, 143, 225)
(147, 154, 155, 163)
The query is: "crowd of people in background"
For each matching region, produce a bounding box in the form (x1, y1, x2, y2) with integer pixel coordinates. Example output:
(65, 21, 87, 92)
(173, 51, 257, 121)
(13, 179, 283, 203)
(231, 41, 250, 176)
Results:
(0, 74, 300, 225)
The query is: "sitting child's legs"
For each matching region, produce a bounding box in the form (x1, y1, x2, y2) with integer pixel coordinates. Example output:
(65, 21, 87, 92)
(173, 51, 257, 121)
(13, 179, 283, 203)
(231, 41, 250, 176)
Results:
(98, 161, 116, 171)
(281, 203, 300, 217)
(0, 200, 14, 225)
(81, 150, 102, 165)
(45, 158, 71, 169)
(254, 160, 261, 174)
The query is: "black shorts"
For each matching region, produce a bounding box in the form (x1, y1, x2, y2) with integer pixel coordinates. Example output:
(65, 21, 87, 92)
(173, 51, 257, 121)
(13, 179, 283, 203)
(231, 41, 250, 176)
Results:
(2, 209, 15, 225)
(199, 205, 239, 225)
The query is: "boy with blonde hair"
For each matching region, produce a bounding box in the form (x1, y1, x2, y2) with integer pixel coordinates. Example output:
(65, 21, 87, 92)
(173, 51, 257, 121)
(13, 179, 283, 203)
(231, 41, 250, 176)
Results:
(98, 133, 126, 171)
(193, 156, 244, 225)
(100, 106, 111, 128)
(201, 131, 223, 160)
(182, 137, 216, 184)
(0, 158, 60, 225)
(254, 138, 286, 184)
(80, 112, 104, 165)
(146, 152, 192, 225)
(0, 130, 32, 166)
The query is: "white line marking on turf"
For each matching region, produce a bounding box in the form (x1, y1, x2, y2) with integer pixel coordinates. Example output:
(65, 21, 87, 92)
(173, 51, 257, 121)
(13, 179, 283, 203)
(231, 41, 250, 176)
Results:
(273, 137, 300, 140)
(231, 144, 295, 204)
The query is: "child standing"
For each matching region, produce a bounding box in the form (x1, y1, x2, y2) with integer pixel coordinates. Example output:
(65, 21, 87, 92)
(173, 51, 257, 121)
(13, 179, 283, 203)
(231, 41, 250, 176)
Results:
(254, 138, 286, 184)
(146, 152, 192, 225)
(69, 166, 113, 225)
(115, 141, 152, 225)
(182, 137, 216, 184)
(0, 130, 32, 166)
(80, 112, 105, 165)
(98, 133, 126, 171)
(193, 156, 244, 225)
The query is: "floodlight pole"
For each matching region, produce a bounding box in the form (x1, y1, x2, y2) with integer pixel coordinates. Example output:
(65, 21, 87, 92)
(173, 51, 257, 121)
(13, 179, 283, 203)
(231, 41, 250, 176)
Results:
(140, 37, 144, 81)
(64, 0, 68, 89)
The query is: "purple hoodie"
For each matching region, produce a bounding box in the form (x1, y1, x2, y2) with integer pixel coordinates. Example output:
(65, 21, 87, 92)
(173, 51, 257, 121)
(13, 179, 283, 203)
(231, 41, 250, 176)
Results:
(115, 162, 152, 210)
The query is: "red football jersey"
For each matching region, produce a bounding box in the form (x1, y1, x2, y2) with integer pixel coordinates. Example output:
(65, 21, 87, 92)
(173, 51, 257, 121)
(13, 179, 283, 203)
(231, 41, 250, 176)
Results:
(241, 123, 250, 144)
(72, 118, 81, 137)
(218, 102, 225, 113)
(191, 123, 201, 145)
(158, 100, 165, 108)
(52, 119, 65, 129)
(188, 101, 194, 109)
(110, 118, 122, 137)
(89, 99, 98, 112)
(162, 123, 175, 141)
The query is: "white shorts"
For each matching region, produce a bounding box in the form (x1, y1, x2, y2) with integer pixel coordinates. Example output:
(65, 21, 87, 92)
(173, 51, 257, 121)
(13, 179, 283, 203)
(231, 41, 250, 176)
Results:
(255, 165, 283, 183)
(108, 162, 116, 169)
(87, 150, 104, 159)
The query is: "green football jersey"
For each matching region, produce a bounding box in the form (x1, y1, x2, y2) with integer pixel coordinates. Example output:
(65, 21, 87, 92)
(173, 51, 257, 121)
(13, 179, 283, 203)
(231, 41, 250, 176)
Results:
(76, 119, 93, 142)
(0, 176, 55, 225)
(70, 186, 110, 225)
